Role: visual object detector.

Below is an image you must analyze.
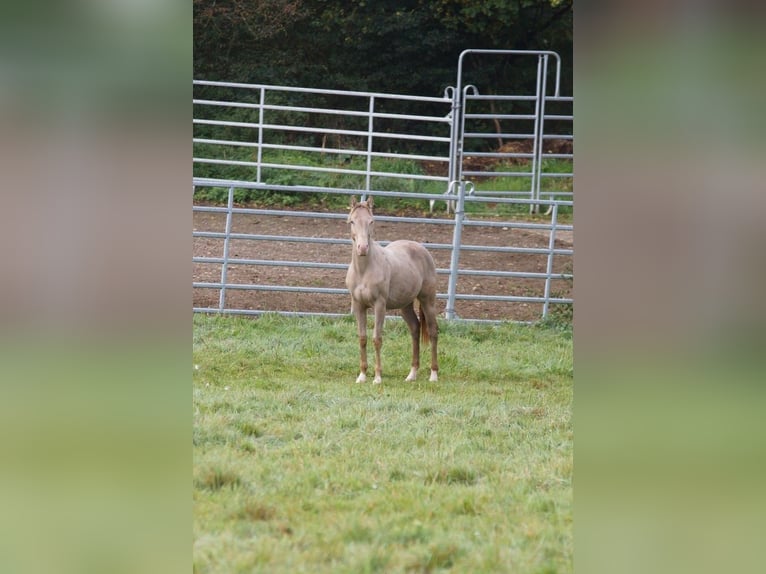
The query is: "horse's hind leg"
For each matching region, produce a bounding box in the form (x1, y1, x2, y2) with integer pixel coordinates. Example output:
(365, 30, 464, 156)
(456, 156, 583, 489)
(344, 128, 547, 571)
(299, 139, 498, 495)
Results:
(420, 295, 439, 382)
(401, 303, 420, 382)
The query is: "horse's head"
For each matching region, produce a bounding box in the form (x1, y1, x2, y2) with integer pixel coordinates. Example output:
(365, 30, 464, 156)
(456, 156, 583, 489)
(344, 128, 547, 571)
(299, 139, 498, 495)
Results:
(348, 196, 374, 256)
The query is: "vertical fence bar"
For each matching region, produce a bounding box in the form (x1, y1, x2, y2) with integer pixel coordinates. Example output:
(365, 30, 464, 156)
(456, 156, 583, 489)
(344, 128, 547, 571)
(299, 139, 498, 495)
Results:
(529, 56, 542, 213)
(530, 55, 549, 214)
(444, 68, 463, 309)
(365, 95, 375, 198)
(445, 180, 467, 320)
(218, 186, 235, 311)
(541, 202, 559, 318)
(256, 87, 265, 184)
(458, 86, 477, 186)
(444, 86, 457, 196)
(537, 55, 549, 210)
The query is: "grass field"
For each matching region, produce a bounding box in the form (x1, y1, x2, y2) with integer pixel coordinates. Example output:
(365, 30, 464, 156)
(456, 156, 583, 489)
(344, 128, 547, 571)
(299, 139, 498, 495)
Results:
(193, 314, 573, 573)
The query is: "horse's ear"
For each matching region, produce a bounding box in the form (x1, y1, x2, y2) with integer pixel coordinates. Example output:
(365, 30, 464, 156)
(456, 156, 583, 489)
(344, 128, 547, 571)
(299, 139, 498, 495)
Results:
(367, 196, 374, 211)
(349, 196, 357, 210)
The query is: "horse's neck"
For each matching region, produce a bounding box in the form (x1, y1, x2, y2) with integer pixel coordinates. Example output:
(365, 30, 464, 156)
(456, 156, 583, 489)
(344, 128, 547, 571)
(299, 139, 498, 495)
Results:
(351, 240, 382, 274)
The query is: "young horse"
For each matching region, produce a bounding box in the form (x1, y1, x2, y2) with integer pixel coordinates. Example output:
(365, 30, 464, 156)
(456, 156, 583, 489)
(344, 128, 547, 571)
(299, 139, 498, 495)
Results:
(345, 196, 439, 384)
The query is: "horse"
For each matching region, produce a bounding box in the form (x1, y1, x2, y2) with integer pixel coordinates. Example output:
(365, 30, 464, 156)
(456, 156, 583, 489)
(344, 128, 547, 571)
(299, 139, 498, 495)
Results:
(345, 195, 439, 384)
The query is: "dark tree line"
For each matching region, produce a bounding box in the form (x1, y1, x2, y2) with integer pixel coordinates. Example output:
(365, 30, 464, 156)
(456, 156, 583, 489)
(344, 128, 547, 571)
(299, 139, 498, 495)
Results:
(193, 0, 572, 97)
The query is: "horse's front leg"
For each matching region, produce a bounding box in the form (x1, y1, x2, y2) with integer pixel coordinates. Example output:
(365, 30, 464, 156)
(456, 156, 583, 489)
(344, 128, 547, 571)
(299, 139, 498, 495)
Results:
(352, 302, 368, 383)
(372, 301, 386, 384)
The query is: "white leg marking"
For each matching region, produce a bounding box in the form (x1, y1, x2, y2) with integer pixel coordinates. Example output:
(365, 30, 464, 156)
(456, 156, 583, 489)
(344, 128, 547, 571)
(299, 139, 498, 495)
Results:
(429, 370, 438, 382)
(356, 372, 367, 384)
(405, 367, 418, 382)
(373, 374, 382, 385)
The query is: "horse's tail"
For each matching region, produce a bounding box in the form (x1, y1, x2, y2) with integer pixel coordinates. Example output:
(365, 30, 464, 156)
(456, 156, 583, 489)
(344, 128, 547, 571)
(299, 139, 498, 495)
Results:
(419, 304, 430, 346)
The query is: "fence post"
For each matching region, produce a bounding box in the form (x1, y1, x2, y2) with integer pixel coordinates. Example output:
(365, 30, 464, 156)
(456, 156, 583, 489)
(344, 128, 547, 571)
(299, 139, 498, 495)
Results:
(531, 54, 549, 214)
(445, 180, 467, 320)
(218, 186, 235, 311)
(256, 87, 265, 184)
(365, 95, 375, 197)
(541, 201, 558, 319)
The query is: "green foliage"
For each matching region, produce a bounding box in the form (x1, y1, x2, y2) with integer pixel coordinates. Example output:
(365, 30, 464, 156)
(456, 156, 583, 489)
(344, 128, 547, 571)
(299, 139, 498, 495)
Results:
(193, 314, 572, 572)
(540, 303, 574, 332)
(194, 0, 572, 97)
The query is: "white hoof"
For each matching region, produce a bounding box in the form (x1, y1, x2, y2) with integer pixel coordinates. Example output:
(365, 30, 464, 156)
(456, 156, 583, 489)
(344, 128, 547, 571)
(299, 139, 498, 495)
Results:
(429, 370, 438, 382)
(373, 375, 382, 385)
(356, 373, 367, 384)
(405, 367, 418, 382)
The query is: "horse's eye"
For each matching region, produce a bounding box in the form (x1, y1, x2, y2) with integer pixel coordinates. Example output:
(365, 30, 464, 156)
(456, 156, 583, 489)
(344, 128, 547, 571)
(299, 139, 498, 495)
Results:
(350, 220, 355, 225)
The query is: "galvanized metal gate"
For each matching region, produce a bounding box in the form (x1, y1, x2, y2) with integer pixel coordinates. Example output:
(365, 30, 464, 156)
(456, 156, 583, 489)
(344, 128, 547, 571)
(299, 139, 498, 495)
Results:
(193, 50, 573, 322)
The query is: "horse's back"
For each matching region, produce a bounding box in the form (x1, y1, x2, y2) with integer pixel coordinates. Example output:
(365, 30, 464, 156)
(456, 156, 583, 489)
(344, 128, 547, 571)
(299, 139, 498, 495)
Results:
(385, 240, 435, 274)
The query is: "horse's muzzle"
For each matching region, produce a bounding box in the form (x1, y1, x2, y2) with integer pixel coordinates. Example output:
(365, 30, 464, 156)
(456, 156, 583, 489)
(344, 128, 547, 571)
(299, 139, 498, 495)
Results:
(357, 243, 369, 256)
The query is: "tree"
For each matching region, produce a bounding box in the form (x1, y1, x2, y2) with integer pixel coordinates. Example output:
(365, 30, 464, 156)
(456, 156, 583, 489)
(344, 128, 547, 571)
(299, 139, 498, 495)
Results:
(193, 0, 309, 80)
(193, 0, 572, 96)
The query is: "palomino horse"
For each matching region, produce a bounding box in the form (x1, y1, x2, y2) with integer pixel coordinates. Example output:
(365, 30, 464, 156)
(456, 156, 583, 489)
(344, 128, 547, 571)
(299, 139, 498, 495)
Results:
(345, 196, 439, 384)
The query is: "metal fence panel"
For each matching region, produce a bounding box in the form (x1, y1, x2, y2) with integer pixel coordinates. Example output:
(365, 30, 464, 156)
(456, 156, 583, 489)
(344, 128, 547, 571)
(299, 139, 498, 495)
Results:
(193, 51, 573, 323)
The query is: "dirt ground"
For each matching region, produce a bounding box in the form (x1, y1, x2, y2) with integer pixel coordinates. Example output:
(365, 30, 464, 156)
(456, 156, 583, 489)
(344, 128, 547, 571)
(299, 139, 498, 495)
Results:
(193, 206, 572, 322)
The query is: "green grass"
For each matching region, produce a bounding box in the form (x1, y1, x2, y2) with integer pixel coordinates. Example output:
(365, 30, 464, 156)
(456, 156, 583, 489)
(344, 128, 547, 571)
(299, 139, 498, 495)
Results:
(193, 314, 572, 573)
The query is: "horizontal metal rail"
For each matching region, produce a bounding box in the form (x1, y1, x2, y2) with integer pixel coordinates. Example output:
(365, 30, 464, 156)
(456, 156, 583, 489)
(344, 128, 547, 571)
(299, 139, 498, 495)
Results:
(191, 306, 544, 325)
(194, 285, 572, 307)
(193, 307, 352, 319)
(192, 204, 571, 224)
(193, 257, 350, 270)
(193, 158, 447, 182)
(193, 230, 572, 256)
(193, 139, 449, 164)
(194, 79, 452, 103)
(193, 119, 452, 144)
(194, 283, 348, 295)
(192, 180, 571, 207)
(193, 283, 572, 305)
(193, 254, 572, 281)
(195, 99, 453, 125)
